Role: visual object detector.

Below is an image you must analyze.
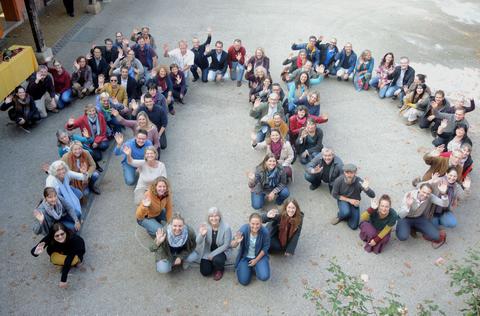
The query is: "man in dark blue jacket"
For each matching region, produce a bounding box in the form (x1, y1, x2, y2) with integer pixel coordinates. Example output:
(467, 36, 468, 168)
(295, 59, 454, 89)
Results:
(191, 28, 212, 82)
(333, 43, 357, 81)
(205, 41, 229, 82)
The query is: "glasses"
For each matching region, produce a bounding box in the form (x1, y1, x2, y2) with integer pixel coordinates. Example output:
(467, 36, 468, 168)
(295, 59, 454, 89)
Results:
(110, 79, 117, 82)
(54, 232, 65, 238)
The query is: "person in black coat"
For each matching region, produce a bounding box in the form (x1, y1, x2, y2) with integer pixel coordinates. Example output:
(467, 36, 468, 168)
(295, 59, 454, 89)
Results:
(31, 222, 85, 289)
(205, 41, 229, 82)
(380, 56, 415, 101)
(1, 86, 41, 128)
(117, 66, 138, 101)
(92, 39, 119, 65)
(88, 47, 110, 88)
(191, 28, 212, 82)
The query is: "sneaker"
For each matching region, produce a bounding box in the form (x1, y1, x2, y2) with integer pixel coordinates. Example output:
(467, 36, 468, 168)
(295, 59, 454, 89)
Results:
(192, 78, 198, 82)
(336, 76, 341, 81)
(405, 120, 417, 126)
(169, 109, 176, 115)
(392, 95, 398, 100)
(330, 217, 341, 225)
(309, 183, 320, 191)
(410, 228, 418, 239)
(237, 81, 242, 87)
(213, 270, 224, 281)
(50, 108, 59, 113)
(411, 176, 421, 187)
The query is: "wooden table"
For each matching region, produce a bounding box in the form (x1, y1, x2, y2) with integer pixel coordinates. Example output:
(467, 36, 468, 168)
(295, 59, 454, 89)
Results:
(0, 45, 38, 100)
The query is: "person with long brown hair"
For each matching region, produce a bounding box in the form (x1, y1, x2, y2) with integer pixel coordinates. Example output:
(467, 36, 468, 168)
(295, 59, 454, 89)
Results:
(61, 141, 100, 195)
(1, 86, 41, 128)
(136, 176, 173, 236)
(262, 198, 304, 256)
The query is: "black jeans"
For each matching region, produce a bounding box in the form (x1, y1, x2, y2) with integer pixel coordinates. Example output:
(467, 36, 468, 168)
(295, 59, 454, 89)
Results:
(63, 0, 74, 14)
(159, 131, 167, 150)
(200, 253, 227, 276)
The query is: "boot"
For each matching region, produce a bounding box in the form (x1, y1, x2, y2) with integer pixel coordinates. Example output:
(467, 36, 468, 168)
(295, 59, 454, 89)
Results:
(432, 230, 446, 249)
(88, 179, 101, 195)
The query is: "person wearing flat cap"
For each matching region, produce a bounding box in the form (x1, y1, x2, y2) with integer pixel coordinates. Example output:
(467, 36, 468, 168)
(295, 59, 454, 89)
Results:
(330, 163, 376, 230)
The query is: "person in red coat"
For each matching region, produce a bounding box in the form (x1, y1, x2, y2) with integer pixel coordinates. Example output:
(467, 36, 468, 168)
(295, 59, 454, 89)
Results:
(65, 104, 110, 163)
(289, 105, 328, 144)
(48, 60, 72, 109)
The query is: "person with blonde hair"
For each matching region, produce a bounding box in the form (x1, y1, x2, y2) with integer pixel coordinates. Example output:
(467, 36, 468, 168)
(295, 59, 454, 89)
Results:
(150, 213, 198, 273)
(136, 176, 172, 236)
(353, 49, 374, 91)
(111, 109, 160, 151)
(61, 141, 100, 195)
(196, 207, 232, 280)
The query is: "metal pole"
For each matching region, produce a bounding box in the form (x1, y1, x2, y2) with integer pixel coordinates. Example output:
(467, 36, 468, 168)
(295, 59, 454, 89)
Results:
(23, 0, 46, 52)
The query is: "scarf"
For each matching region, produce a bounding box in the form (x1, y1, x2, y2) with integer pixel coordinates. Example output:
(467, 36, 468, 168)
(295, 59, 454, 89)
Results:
(278, 215, 299, 248)
(167, 225, 189, 248)
(157, 76, 168, 93)
(270, 140, 283, 160)
(266, 167, 279, 188)
(40, 199, 63, 221)
(446, 182, 456, 208)
(67, 152, 89, 190)
(296, 56, 304, 69)
(88, 115, 101, 136)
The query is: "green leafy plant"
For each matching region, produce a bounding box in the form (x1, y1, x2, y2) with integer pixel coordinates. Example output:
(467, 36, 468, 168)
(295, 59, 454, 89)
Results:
(304, 259, 445, 316)
(446, 247, 480, 315)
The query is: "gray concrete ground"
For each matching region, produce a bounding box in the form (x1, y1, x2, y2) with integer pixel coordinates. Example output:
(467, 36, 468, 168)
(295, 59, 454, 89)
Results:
(1, 0, 480, 315)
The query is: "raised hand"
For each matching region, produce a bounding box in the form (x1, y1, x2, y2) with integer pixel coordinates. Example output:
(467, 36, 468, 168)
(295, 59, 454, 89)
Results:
(463, 176, 471, 190)
(79, 162, 88, 174)
(438, 179, 448, 194)
(33, 209, 44, 223)
(370, 197, 379, 210)
(117, 48, 124, 59)
(155, 228, 166, 245)
(173, 257, 182, 266)
(206, 26, 212, 35)
(247, 171, 256, 182)
(34, 242, 46, 255)
(247, 63, 253, 72)
(316, 64, 325, 74)
(163, 43, 169, 52)
(114, 132, 124, 146)
(253, 98, 261, 108)
(175, 75, 182, 84)
(35, 72, 43, 82)
(199, 223, 208, 236)
(5, 94, 13, 103)
(73, 61, 80, 71)
(312, 165, 323, 174)
(430, 145, 444, 157)
(74, 220, 81, 231)
(267, 208, 279, 218)
(431, 172, 441, 184)
(41, 162, 50, 173)
(236, 52, 242, 61)
(82, 127, 90, 137)
(234, 231, 244, 243)
(67, 117, 75, 126)
(266, 191, 276, 201)
(130, 99, 138, 112)
(122, 145, 132, 156)
(110, 108, 119, 117)
(142, 194, 151, 207)
(440, 119, 448, 129)
(361, 178, 370, 190)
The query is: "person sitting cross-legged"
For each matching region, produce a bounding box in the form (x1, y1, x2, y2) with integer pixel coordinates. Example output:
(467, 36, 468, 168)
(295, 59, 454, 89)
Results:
(295, 118, 324, 165)
(247, 154, 290, 210)
(359, 195, 398, 254)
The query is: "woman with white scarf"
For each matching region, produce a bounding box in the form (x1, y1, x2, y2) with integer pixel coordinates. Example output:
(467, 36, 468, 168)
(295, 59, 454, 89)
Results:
(196, 207, 232, 281)
(45, 160, 88, 222)
(33, 187, 81, 235)
(150, 213, 198, 273)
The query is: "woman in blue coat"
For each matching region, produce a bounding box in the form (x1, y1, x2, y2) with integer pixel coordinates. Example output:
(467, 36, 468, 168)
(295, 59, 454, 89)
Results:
(231, 213, 270, 286)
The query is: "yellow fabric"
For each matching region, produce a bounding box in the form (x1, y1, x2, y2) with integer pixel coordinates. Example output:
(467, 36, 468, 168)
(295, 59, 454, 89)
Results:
(0, 45, 38, 101)
(360, 211, 370, 222)
(377, 225, 393, 239)
(50, 252, 80, 266)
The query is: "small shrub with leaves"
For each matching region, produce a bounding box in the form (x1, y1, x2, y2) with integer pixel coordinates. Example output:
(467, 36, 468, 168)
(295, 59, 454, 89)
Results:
(304, 259, 445, 316)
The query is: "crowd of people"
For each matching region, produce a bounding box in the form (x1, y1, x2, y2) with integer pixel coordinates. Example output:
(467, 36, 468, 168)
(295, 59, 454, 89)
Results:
(4, 27, 473, 288)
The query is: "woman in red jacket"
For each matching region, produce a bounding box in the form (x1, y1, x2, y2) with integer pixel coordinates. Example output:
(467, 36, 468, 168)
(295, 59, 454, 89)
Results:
(65, 104, 110, 161)
(48, 60, 72, 109)
(288, 105, 328, 144)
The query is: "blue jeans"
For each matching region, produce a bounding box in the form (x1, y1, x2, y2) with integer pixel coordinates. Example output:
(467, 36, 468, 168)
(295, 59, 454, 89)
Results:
(137, 209, 166, 236)
(379, 84, 400, 99)
(122, 162, 138, 186)
(396, 216, 440, 241)
(236, 256, 270, 286)
(369, 77, 380, 89)
(156, 251, 199, 274)
(256, 125, 269, 142)
(56, 89, 72, 109)
(83, 171, 100, 195)
(337, 200, 360, 230)
(251, 187, 290, 210)
(230, 62, 245, 82)
(431, 212, 457, 228)
(60, 213, 77, 231)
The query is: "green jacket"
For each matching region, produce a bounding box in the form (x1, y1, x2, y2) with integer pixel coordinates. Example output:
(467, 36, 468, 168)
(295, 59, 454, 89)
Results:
(149, 226, 196, 263)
